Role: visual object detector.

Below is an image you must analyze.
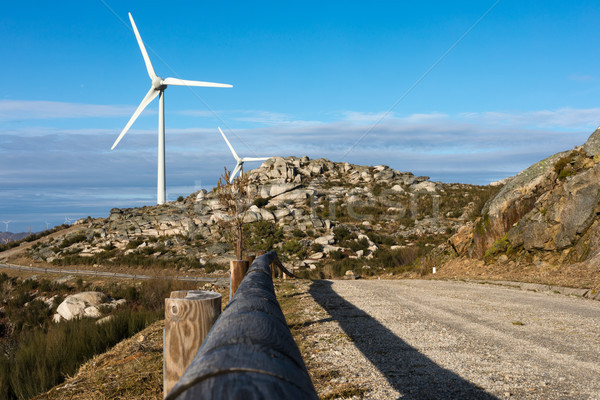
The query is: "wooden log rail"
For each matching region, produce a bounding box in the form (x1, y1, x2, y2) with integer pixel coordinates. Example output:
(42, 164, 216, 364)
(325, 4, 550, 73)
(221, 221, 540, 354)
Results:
(165, 251, 318, 400)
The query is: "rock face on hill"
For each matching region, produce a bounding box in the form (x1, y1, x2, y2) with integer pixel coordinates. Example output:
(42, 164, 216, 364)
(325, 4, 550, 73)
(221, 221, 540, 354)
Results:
(24, 156, 494, 275)
(453, 128, 600, 269)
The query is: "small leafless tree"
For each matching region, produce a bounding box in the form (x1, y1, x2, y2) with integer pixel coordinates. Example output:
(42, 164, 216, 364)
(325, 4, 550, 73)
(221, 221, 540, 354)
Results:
(215, 167, 252, 260)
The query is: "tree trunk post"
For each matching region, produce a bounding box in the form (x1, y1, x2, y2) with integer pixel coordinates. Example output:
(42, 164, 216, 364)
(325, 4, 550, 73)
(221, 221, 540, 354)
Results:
(164, 290, 222, 398)
(230, 260, 250, 299)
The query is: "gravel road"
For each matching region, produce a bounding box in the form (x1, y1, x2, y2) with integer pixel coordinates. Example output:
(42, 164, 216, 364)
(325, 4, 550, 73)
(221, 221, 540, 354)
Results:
(307, 279, 600, 399)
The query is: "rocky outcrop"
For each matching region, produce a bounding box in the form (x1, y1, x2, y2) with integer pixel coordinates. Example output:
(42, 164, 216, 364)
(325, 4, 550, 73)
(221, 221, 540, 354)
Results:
(582, 127, 600, 157)
(470, 150, 569, 255)
(27, 155, 488, 272)
(54, 291, 126, 322)
(508, 164, 600, 251)
(453, 128, 600, 267)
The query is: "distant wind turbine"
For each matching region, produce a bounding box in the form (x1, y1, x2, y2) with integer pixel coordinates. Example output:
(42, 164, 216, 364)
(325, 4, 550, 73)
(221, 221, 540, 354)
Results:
(218, 127, 272, 183)
(111, 13, 233, 205)
(1, 221, 13, 232)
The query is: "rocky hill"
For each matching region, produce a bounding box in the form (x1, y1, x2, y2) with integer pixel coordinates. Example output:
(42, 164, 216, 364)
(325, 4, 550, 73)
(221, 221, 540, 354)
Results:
(448, 128, 600, 290)
(18, 157, 497, 278)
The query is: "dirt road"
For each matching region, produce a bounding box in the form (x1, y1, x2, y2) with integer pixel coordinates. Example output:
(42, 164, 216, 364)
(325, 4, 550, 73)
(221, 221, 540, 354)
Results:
(308, 279, 600, 399)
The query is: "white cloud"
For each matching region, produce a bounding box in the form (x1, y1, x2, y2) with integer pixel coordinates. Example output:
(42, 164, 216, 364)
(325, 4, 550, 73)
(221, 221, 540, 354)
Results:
(2, 105, 597, 232)
(458, 107, 600, 131)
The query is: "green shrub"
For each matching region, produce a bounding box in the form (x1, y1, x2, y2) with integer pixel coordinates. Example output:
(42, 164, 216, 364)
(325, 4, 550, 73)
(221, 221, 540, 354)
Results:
(347, 238, 370, 252)
(329, 250, 344, 260)
(204, 262, 226, 273)
(310, 243, 324, 253)
(245, 221, 283, 252)
(553, 150, 580, 180)
(126, 237, 145, 249)
(371, 247, 420, 270)
(58, 233, 87, 249)
(483, 233, 515, 262)
(6, 299, 51, 334)
(324, 258, 362, 277)
(292, 228, 306, 238)
(558, 166, 575, 180)
(333, 226, 355, 241)
(281, 239, 307, 260)
(366, 232, 395, 246)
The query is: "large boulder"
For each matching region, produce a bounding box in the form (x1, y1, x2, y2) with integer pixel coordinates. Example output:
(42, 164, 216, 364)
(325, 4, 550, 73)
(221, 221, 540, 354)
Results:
(56, 291, 106, 321)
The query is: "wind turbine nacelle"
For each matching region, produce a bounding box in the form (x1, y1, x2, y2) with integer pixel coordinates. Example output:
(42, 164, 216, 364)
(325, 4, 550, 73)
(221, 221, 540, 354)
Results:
(152, 76, 167, 90)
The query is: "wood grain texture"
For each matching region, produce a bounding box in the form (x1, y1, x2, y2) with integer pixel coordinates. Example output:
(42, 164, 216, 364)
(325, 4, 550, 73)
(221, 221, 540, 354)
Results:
(229, 260, 249, 299)
(166, 251, 317, 400)
(164, 290, 222, 398)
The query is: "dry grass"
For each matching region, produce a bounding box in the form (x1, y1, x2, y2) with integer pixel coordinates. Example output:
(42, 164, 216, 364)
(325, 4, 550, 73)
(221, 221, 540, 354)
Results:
(32, 284, 229, 400)
(435, 257, 600, 290)
(32, 320, 165, 400)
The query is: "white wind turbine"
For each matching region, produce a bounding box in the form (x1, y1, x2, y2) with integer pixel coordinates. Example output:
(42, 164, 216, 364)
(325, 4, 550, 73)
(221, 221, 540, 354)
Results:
(111, 13, 233, 205)
(218, 127, 272, 183)
(1, 221, 13, 232)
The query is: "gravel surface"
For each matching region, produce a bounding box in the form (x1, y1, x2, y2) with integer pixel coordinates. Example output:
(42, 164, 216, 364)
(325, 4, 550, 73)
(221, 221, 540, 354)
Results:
(305, 279, 600, 399)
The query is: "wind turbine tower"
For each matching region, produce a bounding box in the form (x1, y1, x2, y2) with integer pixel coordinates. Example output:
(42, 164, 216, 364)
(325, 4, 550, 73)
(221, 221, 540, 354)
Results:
(111, 13, 233, 205)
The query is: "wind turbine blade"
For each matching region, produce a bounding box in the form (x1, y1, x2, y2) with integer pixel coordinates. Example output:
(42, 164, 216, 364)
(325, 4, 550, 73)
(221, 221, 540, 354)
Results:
(240, 157, 272, 162)
(162, 77, 232, 88)
(111, 87, 159, 150)
(128, 13, 157, 79)
(218, 127, 240, 161)
(230, 162, 243, 183)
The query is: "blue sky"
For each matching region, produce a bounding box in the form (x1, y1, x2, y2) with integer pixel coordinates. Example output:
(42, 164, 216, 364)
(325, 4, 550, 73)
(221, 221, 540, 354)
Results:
(1, 0, 600, 232)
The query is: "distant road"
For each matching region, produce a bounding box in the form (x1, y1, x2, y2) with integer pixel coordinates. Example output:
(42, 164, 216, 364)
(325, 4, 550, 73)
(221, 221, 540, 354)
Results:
(0, 263, 229, 286)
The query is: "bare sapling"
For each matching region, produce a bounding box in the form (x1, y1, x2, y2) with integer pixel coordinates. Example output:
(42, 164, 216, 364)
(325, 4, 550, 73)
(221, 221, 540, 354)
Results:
(215, 166, 252, 260)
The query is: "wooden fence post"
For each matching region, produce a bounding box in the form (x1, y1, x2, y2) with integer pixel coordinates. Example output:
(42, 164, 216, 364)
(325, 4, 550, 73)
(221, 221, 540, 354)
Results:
(164, 290, 222, 398)
(230, 260, 249, 299)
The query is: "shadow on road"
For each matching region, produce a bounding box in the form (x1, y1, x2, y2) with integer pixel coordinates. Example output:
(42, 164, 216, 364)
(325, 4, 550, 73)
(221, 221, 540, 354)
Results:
(309, 280, 498, 400)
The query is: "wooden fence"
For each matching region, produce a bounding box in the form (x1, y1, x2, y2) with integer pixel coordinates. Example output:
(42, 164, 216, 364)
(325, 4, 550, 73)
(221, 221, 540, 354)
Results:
(165, 251, 317, 400)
